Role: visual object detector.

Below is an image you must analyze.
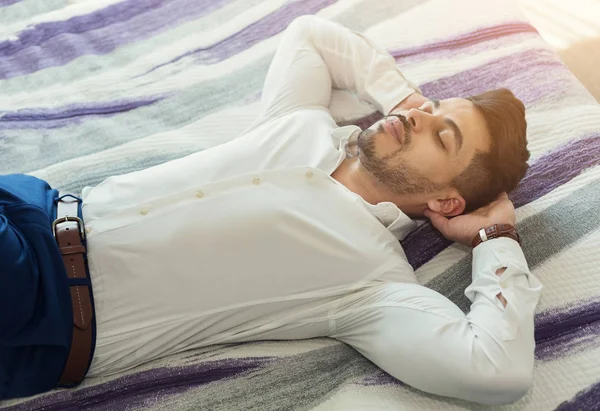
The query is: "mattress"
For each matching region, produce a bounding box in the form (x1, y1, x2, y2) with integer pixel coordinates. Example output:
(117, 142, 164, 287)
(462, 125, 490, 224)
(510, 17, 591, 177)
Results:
(1, 0, 599, 410)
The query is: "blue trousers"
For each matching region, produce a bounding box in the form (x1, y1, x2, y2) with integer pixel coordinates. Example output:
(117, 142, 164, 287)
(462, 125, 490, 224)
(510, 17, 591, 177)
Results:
(0, 174, 74, 399)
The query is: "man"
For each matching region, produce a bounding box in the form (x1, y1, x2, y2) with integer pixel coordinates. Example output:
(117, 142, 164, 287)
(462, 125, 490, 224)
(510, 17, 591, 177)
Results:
(0, 15, 542, 404)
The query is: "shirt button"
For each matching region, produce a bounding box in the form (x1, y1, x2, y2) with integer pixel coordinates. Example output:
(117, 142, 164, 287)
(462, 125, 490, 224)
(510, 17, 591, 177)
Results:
(252, 177, 261, 185)
(196, 190, 204, 198)
(306, 170, 314, 178)
(498, 248, 506, 253)
(85, 226, 92, 234)
(500, 281, 508, 288)
(140, 209, 149, 215)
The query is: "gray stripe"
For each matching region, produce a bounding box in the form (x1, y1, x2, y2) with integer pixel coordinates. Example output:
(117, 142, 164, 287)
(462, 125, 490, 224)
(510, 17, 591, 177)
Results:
(156, 343, 376, 411)
(426, 176, 600, 312)
(37, 151, 207, 194)
(5, 56, 272, 175)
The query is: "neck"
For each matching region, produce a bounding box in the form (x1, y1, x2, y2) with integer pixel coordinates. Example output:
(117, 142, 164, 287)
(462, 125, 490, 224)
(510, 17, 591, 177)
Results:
(331, 157, 386, 205)
(331, 157, 430, 218)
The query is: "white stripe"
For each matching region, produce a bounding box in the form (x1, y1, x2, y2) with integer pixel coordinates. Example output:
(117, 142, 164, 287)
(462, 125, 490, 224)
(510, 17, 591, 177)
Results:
(533, 227, 600, 311)
(30, 101, 262, 181)
(365, 0, 525, 50)
(526, 104, 600, 159)
(0, 0, 124, 40)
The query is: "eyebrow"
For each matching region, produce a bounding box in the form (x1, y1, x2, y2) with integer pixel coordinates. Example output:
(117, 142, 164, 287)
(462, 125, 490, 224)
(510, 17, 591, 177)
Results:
(431, 99, 464, 153)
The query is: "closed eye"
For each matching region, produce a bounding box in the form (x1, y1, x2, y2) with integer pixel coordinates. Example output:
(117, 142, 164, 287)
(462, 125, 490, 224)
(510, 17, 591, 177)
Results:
(437, 131, 445, 150)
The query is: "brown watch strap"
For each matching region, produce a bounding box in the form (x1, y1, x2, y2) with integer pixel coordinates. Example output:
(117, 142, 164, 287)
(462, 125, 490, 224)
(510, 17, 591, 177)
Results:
(471, 224, 520, 248)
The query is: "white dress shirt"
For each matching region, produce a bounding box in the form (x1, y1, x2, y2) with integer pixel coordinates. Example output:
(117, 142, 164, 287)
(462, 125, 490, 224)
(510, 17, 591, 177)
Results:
(82, 16, 542, 405)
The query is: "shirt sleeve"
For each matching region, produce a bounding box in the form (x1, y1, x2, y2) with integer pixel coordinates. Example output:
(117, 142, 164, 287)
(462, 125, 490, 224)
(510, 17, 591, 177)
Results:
(330, 239, 543, 404)
(465, 237, 543, 341)
(255, 15, 421, 123)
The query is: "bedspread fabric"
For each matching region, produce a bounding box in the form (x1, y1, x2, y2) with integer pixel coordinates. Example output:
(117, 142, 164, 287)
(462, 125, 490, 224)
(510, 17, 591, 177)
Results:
(1, 0, 599, 410)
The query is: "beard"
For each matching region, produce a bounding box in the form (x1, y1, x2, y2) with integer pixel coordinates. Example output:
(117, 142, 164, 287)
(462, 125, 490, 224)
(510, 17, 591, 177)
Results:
(357, 115, 443, 195)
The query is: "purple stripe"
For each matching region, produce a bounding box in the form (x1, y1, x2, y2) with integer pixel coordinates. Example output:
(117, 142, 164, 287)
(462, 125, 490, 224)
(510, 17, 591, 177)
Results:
(555, 381, 600, 411)
(0, 96, 164, 129)
(144, 0, 338, 75)
(535, 298, 600, 361)
(358, 372, 408, 387)
(400, 221, 451, 270)
(189, 0, 337, 64)
(0, 0, 21, 6)
(418, 49, 571, 105)
(399, 134, 600, 270)
(510, 134, 600, 207)
(0, 0, 232, 79)
(390, 22, 538, 60)
(3, 356, 272, 411)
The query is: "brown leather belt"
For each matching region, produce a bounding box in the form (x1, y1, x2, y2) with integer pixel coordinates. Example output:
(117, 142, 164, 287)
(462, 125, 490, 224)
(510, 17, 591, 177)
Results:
(53, 194, 95, 386)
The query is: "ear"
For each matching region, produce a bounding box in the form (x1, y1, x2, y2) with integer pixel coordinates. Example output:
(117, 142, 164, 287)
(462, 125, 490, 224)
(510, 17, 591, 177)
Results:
(426, 192, 466, 217)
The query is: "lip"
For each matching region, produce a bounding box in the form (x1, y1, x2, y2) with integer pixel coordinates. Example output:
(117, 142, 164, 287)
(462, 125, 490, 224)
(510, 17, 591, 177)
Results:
(383, 117, 404, 145)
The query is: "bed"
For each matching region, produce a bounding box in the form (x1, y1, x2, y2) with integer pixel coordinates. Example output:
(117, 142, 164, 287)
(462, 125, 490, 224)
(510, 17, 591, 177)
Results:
(1, 0, 599, 410)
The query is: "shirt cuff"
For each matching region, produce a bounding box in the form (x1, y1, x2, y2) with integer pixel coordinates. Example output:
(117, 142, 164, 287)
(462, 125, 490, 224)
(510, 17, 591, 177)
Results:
(368, 67, 421, 115)
(348, 31, 422, 115)
(465, 237, 543, 340)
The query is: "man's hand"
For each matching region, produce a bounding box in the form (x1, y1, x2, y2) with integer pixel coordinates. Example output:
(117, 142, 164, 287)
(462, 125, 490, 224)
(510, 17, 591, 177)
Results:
(424, 193, 517, 247)
(389, 92, 428, 113)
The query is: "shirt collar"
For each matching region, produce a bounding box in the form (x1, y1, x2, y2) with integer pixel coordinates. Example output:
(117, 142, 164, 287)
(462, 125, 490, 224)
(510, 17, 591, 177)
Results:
(331, 126, 417, 241)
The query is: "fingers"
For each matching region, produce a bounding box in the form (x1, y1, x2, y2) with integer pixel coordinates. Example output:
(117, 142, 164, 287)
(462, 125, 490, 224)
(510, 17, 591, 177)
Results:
(424, 209, 449, 237)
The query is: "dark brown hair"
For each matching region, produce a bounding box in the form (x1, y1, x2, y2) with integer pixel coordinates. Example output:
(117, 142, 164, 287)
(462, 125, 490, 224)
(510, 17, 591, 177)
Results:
(452, 88, 530, 213)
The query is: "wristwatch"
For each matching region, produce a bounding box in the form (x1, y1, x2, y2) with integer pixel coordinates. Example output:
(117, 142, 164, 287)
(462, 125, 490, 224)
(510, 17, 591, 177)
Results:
(471, 224, 520, 248)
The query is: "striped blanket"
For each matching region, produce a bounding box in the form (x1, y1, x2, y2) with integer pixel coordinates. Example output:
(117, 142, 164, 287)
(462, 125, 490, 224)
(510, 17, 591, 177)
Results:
(1, 0, 599, 410)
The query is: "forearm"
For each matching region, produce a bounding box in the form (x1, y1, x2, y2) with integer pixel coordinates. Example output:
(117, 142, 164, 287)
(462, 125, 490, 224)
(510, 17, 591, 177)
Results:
(466, 238, 542, 341)
(257, 15, 422, 120)
(411, 196, 540, 402)
(332, 277, 540, 405)
(301, 15, 421, 114)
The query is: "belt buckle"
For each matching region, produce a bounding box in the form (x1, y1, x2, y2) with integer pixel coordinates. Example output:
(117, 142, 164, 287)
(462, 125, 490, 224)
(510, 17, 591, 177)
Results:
(52, 215, 85, 240)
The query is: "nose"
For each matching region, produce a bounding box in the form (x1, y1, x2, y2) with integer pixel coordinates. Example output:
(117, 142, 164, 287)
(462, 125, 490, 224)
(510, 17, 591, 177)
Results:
(406, 108, 430, 134)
